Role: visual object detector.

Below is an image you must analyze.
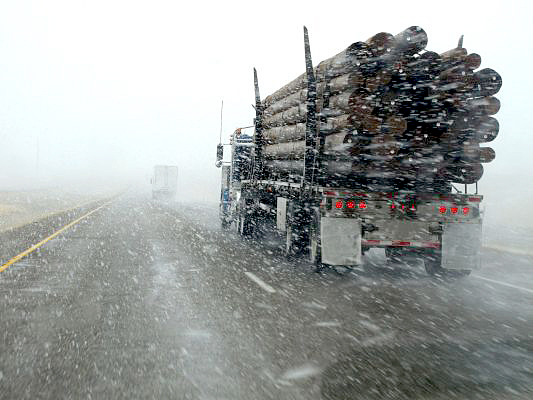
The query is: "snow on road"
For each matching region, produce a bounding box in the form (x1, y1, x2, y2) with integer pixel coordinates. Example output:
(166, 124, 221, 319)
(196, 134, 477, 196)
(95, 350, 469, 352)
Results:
(0, 187, 121, 232)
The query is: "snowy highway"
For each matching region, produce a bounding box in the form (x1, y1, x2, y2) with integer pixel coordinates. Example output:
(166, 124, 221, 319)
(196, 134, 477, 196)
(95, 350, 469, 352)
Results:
(1, 193, 533, 399)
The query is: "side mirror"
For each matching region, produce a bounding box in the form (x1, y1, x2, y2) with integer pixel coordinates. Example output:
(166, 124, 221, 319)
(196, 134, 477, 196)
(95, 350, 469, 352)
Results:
(216, 143, 223, 168)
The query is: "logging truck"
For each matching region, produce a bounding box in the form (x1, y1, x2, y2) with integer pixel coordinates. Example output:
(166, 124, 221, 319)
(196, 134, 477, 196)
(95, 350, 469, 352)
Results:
(151, 165, 178, 200)
(216, 26, 500, 275)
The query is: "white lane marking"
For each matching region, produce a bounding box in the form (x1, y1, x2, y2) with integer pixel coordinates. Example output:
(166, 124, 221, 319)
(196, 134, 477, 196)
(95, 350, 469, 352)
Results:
(244, 271, 276, 294)
(473, 275, 533, 295)
(483, 245, 533, 257)
(314, 321, 341, 328)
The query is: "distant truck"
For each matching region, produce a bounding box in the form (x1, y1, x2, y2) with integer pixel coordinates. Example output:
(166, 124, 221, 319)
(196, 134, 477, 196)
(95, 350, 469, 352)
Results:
(151, 165, 178, 200)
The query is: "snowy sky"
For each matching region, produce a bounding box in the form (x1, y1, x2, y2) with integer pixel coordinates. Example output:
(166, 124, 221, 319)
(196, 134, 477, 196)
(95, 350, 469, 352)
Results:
(0, 0, 531, 225)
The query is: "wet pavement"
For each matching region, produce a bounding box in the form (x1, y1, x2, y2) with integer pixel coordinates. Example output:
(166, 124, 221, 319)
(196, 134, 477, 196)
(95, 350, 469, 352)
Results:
(1, 193, 532, 399)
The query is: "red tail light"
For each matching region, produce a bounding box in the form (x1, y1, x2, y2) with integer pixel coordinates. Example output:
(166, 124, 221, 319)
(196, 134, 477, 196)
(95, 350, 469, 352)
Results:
(335, 200, 343, 209)
(346, 200, 355, 209)
(451, 207, 458, 214)
(439, 206, 446, 214)
(359, 201, 367, 209)
(390, 203, 396, 209)
(463, 207, 470, 215)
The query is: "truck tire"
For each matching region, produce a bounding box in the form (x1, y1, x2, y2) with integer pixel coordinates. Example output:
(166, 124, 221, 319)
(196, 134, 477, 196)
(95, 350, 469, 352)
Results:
(423, 250, 444, 276)
(423, 250, 472, 277)
(285, 224, 303, 256)
(385, 247, 404, 264)
(221, 218, 230, 230)
(285, 224, 294, 255)
(309, 208, 324, 272)
(239, 210, 254, 237)
(285, 207, 309, 257)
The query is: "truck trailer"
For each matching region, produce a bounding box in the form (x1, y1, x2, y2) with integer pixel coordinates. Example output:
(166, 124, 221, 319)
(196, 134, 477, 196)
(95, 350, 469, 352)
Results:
(151, 165, 178, 200)
(216, 27, 501, 275)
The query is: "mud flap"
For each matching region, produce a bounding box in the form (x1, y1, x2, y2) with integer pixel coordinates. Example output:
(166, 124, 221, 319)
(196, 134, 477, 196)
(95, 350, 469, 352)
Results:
(276, 197, 288, 231)
(442, 222, 482, 270)
(321, 217, 362, 266)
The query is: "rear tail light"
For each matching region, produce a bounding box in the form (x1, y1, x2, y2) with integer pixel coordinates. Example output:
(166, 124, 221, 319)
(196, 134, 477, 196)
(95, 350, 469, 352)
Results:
(346, 200, 355, 209)
(439, 205, 472, 216)
(335, 200, 343, 209)
(359, 201, 367, 209)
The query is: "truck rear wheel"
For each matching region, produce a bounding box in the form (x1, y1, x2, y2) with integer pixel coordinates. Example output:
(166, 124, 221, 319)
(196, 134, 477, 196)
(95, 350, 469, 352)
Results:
(284, 205, 309, 257)
(423, 250, 444, 276)
(309, 208, 324, 272)
(423, 250, 473, 277)
(239, 213, 253, 236)
(285, 225, 304, 256)
(285, 225, 294, 255)
(385, 248, 405, 264)
(221, 218, 230, 230)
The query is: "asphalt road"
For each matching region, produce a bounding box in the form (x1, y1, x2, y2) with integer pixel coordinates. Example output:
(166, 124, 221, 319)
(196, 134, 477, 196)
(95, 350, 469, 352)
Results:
(1, 193, 533, 399)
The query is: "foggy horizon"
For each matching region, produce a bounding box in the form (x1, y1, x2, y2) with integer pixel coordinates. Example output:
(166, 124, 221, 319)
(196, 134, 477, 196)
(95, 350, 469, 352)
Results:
(0, 0, 531, 225)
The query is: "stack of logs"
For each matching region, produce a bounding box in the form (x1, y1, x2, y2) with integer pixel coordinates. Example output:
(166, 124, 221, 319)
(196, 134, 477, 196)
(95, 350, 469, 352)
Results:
(261, 26, 502, 188)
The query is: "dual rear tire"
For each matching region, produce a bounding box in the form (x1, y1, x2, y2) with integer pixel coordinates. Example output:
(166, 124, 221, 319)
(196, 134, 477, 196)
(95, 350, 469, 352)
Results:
(309, 208, 324, 272)
(423, 250, 445, 276)
(385, 248, 471, 277)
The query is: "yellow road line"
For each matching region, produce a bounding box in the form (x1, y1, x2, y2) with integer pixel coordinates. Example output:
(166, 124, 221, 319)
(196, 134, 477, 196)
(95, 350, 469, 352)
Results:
(0, 201, 111, 273)
(0, 188, 127, 234)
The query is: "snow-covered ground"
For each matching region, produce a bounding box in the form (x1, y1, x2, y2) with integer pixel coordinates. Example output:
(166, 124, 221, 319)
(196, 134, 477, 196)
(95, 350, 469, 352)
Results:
(0, 187, 120, 232)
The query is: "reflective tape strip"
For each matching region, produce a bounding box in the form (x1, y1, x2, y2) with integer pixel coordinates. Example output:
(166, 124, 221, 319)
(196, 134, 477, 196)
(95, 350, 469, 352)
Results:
(392, 241, 411, 246)
(362, 239, 440, 248)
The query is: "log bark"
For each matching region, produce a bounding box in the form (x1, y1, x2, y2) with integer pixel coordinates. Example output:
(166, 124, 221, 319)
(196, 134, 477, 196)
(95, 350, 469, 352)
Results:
(264, 89, 307, 117)
(465, 53, 482, 70)
(442, 162, 484, 184)
(454, 144, 496, 163)
(327, 71, 364, 94)
(263, 140, 305, 159)
(393, 26, 428, 55)
(366, 32, 395, 56)
(257, 27, 501, 185)
(440, 47, 467, 60)
(365, 69, 392, 92)
(263, 74, 306, 109)
(263, 103, 307, 127)
(320, 114, 354, 134)
(467, 96, 501, 116)
(263, 43, 370, 108)
(475, 117, 499, 142)
(263, 123, 306, 144)
(472, 68, 502, 97)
